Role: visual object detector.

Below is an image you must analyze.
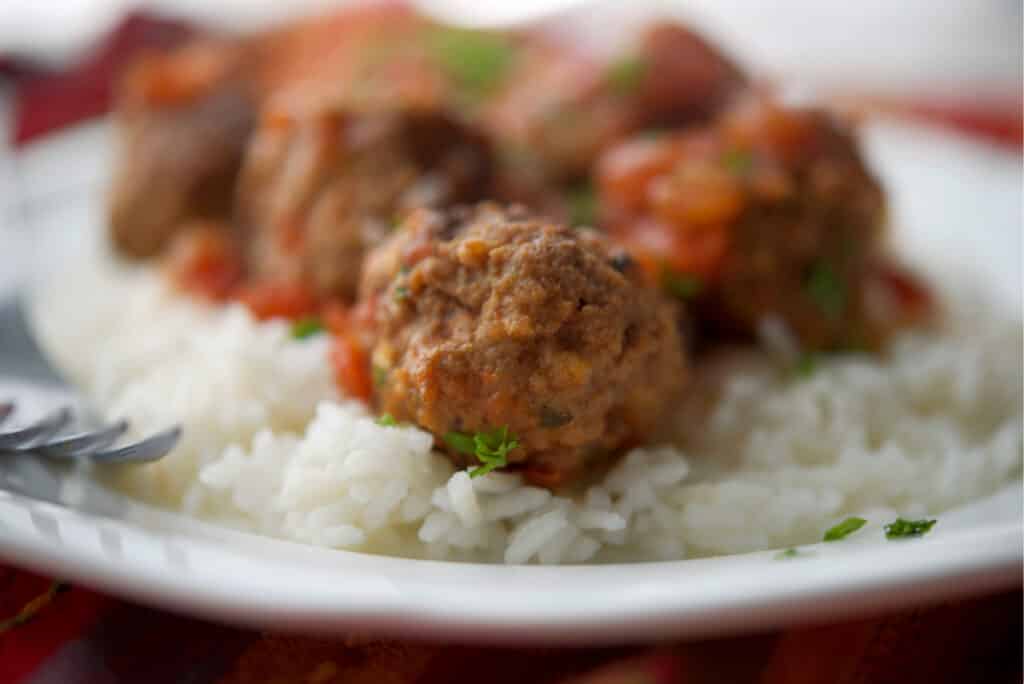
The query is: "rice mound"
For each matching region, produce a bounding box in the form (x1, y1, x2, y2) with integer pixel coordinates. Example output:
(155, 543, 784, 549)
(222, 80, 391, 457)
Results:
(35, 255, 1023, 564)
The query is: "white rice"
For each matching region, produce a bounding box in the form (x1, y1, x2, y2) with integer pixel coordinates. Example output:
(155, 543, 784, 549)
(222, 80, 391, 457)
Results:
(34, 254, 1023, 564)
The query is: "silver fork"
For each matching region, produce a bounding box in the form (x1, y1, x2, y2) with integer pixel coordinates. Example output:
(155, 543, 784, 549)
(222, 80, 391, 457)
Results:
(0, 296, 181, 463)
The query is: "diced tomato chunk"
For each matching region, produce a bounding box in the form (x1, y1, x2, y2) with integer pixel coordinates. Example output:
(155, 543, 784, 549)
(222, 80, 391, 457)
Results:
(165, 224, 242, 301)
(321, 301, 351, 336)
(129, 43, 232, 107)
(237, 281, 319, 321)
(330, 334, 373, 402)
(523, 463, 571, 489)
(598, 137, 682, 215)
(616, 218, 729, 282)
(873, 261, 934, 321)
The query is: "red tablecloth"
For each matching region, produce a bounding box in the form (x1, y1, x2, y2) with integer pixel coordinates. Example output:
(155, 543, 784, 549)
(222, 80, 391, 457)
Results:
(1, 563, 1021, 684)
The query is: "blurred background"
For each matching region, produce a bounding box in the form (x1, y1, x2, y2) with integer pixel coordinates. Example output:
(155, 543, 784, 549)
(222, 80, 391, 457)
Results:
(1, 0, 1021, 110)
(0, 0, 1019, 286)
(0, 0, 1020, 148)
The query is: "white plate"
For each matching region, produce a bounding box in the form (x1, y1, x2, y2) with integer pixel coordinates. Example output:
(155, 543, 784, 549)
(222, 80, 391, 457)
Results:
(0, 118, 1021, 644)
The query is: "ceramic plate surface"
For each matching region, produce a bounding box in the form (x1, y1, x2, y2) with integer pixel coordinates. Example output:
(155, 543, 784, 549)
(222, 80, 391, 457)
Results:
(0, 118, 1020, 644)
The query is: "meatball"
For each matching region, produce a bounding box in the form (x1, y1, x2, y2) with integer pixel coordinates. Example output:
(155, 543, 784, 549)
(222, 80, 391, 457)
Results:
(108, 40, 256, 257)
(598, 96, 894, 351)
(360, 204, 688, 486)
(483, 21, 746, 203)
(236, 99, 492, 301)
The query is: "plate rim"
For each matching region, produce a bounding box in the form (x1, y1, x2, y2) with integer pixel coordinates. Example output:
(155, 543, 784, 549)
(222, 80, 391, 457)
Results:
(1, 487, 1020, 645)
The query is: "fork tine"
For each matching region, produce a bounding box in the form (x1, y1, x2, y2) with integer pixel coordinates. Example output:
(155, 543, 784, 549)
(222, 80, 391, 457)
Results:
(30, 420, 130, 459)
(0, 402, 13, 427)
(89, 426, 182, 464)
(0, 407, 72, 449)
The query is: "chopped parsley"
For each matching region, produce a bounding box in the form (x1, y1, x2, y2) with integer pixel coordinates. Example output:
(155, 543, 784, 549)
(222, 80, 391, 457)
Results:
(805, 261, 847, 320)
(823, 516, 867, 542)
(376, 413, 398, 427)
(567, 182, 597, 227)
(291, 317, 324, 340)
(0, 580, 68, 631)
(444, 425, 519, 478)
(661, 268, 703, 300)
(793, 353, 819, 379)
(393, 285, 410, 303)
(444, 431, 476, 455)
(606, 55, 647, 97)
(430, 28, 515, 99)
(775, 548, 802, 560)
(372, 364, 389, 388)
(722, 149, 753, 175)
(884, 518, 937, 539)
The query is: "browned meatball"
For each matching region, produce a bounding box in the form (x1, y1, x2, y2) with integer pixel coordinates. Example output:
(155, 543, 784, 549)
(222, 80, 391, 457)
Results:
(599, 96, 896, 351)
(236, 98, 492, 300)
(483, 21, 746, 210)
(360, 204, 687, 486)
(108, 40, 256, 257)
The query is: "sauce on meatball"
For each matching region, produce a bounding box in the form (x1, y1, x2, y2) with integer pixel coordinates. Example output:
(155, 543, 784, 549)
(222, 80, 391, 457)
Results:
(360, 203, 688, 486)
(598, 95, 929, 351)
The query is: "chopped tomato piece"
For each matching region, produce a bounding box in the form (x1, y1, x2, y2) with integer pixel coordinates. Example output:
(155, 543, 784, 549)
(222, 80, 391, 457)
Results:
(237, 281, 319, 321)
(330, 334, 373, 402)
(523, 463, 571, 489)
(321, 301, 351, 336)
(129, 44, 232, 107)
(720, 97, 819, 162)
(873, 261, 934, 322)
(597, 136, 682, 215)
(165, 224, 242, 301)
(649, 163, 744, 227)
(618, 218, 729, 281)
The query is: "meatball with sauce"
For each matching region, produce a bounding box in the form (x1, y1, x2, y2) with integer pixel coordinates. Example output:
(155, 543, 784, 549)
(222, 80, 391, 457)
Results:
(108, 40, 256, 258)
(236, 98, 492, 301)
(360, 204, 688, 486)
(597, 95, 926, 351)
(483, 21, 746, 213)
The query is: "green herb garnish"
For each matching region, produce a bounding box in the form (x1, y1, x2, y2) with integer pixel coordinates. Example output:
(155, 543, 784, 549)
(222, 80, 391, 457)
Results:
(376, 413, 398, 427)
(722, 149, 753, 174)
(661, 268, 703, 300)
(372, 364, 389, 388)
(393, 285, 410, 303)
(0, 580, 68, 631)
(805, 261, 847, 320)
(430, 28, 515, 98)
(884, 518, 937, 539)
(291, 317, 324, 340)
(775, 548, 801, 560)
(444, 425, 520, 478)
(567, 182, 597, 227)
(606, 55, 647, 97)
(444, 431, 477, 455)
(823, 516, 867, 542)
(793, 353, 819, 379)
